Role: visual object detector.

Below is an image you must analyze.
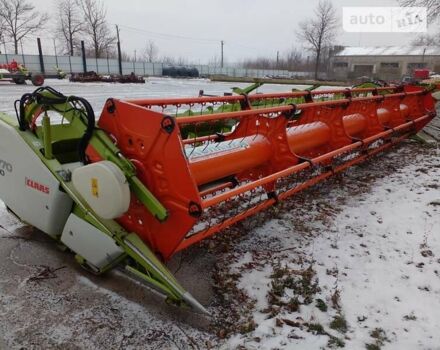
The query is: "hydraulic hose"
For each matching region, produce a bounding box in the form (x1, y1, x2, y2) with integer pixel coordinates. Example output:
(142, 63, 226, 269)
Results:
(15, 86, 96, 164)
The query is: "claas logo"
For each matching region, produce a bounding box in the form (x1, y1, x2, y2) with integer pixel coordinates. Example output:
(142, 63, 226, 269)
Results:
(25, 177, 50, 194)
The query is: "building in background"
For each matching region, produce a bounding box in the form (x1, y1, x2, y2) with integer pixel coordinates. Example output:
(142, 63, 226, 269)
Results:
(330, 46, 440, 81)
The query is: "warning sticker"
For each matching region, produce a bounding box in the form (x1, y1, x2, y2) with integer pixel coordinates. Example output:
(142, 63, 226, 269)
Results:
(91, 178, 99, 197)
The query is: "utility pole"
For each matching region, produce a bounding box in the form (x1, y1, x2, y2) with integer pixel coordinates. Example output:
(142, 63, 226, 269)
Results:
(80, 40, 87, 73)
(0, 33, 8, 63)
(20, 40, 26, 66)
(220, 40, 224, 68)
(37, 38, 45, 74)
(115, 24, 123, 75)
(133, 49, 136, 73)
(276, 51, 279, 69)
(53, 39, 59, 68)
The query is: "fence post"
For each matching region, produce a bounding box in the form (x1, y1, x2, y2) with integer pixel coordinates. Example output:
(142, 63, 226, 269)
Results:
(2, 41, 9, 64)
(117, 41, 122, 75)
(20, 41, 26, 66)
(37, 38, 45, 74)
(117, 43, 122, 75)
(81, 41, 87, 73)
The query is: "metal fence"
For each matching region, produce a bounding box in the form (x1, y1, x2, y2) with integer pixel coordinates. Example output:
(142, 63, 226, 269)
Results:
(0, 53, 311, 79)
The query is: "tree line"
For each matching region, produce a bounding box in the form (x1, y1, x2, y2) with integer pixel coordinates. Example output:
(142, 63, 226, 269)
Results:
(1, 0, 438, 79)
(243, 1, 338, 79)
(0, 0, 159, 62)
(243, 0, 440, 78)
(0, 0, 338, 78)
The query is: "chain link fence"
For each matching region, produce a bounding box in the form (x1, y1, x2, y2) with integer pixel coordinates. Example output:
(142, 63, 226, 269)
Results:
(0, 53, 311, 79)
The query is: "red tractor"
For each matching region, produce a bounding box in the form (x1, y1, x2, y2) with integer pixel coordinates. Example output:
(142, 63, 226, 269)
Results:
(0, 59, 45, 86)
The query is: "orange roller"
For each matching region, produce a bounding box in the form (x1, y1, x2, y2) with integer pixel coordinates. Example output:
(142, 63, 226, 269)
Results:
(188, 108, 396, 187)
(377, 108, 391, 125)
(188, 135, 272, 185)
(342, 113, 367, 137)
(400, 104, 410, 119)
(287, 121, 331, 154)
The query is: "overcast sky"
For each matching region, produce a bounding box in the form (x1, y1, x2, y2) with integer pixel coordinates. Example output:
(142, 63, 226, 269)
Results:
(16, 0, 440, 63)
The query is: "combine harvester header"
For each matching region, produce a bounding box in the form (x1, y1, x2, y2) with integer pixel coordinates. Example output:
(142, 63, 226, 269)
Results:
(0, 83, 438, 313)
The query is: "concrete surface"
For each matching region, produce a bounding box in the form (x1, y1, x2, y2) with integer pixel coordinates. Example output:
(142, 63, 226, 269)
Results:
(0, 205, 219, 349)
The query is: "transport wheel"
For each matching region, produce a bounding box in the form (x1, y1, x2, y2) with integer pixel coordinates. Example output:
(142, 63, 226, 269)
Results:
(31, 74, 45, 86)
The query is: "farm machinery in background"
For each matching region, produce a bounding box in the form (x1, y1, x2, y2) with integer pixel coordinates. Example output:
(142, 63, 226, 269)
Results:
(69, 71, 145, 83)
(0, 60, 45, 86)
(0, 81, 438, 314)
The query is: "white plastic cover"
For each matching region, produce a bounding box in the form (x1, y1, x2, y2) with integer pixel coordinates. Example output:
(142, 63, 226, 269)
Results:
(72, 161, 130, 219)
(61, 213, 124, 269)
(0, 120, 73, 237)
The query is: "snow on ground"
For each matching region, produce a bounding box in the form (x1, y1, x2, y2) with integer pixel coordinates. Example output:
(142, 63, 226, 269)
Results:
(0, 77, 317, 116)
(0, 78, 439, 349)
(0, 202, 217, 349)
(219, 144, 440, 350)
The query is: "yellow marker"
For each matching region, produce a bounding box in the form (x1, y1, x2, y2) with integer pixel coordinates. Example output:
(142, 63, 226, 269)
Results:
(91, 178, 99, 197)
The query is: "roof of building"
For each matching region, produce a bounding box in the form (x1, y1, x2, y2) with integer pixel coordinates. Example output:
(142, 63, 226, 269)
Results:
(335, 46, 440, 57)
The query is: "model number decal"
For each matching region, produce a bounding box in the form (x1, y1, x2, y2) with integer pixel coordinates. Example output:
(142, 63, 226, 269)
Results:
(25, 177, 50, 194)
(0, 159, 13, 176)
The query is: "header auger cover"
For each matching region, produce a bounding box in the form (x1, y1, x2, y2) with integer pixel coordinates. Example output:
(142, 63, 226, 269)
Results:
(0, 84, 437, 312)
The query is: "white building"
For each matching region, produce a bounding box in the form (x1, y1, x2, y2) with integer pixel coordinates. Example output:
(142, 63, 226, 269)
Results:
(331, 46, 440, 81)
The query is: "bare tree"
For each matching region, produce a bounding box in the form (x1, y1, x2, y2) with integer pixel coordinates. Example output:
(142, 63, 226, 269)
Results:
(399, 0, 440, 23)
(286, 48, 306, 70)
(78, 0, 115, 58)
(411, 33, 439, 45)
(176, 56, 188, 66)
(0, 0, 48, 54)
(143, 40, 158, 63)
(296, 0, 338, 79)
(56, 0, 83, 56)
(208, 55, 220, 67)
(400, 0, 440, 47)
(0, 9, 4, 35)
(0, 16, 5, 48)
(241, 49, 310, 71)
(161, 55, 176, 65)
(242, 56, 272, 69)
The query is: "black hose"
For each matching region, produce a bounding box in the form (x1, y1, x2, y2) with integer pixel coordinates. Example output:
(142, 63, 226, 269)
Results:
(16, 86, 96, 164)
(74, 96, 96, 164)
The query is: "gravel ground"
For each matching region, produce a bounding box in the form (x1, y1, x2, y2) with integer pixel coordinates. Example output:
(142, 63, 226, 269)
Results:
(0, 79, 438, 349)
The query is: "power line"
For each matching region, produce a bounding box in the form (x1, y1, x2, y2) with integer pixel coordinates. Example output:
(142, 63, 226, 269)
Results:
(116, 24, 220, 43)
(115, 23, 273, 52)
